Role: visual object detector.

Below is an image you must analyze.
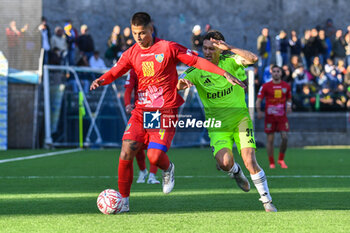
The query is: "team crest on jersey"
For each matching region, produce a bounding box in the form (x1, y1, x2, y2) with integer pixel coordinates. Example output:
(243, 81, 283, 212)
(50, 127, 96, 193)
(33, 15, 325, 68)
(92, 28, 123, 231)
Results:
(125, 123, 131, 132)
(155, 54, 164, 63)
(282, 88, 287, 93)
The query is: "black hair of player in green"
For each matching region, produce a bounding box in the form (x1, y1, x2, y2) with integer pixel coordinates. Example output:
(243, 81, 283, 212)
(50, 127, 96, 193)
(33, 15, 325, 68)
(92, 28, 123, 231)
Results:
(131, 12, 151, 27)
(203, 30, 225, 42)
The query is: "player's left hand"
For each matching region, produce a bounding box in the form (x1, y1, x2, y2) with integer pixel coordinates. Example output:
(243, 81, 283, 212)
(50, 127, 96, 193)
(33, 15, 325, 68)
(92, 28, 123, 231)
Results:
(223, 72, 246, 89)
(211, 38, 231, 51)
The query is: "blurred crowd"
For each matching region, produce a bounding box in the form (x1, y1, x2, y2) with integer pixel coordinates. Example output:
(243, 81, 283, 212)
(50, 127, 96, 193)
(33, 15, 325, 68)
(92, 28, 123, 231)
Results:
(256, 18, 350, 111)
(6, 17, 350, 111)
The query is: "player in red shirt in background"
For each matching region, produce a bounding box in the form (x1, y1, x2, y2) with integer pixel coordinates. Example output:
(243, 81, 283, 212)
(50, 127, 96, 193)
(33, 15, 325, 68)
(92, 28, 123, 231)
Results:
(256, 65, 292, 169)
(124, 69, 160, 184)
(90, 12, 245, 213)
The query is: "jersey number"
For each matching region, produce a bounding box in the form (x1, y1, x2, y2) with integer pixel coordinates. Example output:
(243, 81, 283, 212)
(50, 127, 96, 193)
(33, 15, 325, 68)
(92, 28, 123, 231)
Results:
(246, 128, 253, 137)
(159, 129, 165, 140)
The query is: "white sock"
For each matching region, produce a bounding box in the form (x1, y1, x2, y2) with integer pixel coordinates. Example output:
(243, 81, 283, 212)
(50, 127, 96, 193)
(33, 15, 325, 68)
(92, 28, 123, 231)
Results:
(228, 163, 239, 174)
(250, 169, 272, 203)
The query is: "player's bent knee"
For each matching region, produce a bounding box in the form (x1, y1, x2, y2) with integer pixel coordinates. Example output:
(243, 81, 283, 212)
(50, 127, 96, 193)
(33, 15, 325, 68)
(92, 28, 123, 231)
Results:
(147, 148, 162, 165)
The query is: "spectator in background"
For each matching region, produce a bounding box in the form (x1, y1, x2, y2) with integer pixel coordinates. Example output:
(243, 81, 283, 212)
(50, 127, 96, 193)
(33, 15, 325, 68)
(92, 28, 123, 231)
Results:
(346, 86, 350, 110)
(257, 27, 271, 80)
(191, 25, 203, 54)
(334, 83, 347, 110)
(64, 20, 78, 65)
(324, 18, 336, 39)
(336, 59, 346, 80)
(344, 32, 350, 67)
(38, 17, 51, 64)
(49, 47, 61, 65)
(105, 25, 123, 64)
(292, 63, 309, 94)
(319, 85, 334, 111)
(262, 64, 273, 84)
(6, 20, 28, 68)
(77, 24, 95, 59)
(301, 29, 313, 68)
(282, 65, 293, 84)
(89, 51, 106, 69)
(289, 30, 302, 58)
(309, 28, 323, 62)
(344, 66, 350, 88)
(121, 27, 134, 51)
(50, 26, 67, 65)
(275, 30, 289, 67)
(332, 29, 346, 65)
(309, 56, 324, 83)
(318, 29, 330, 65)
(290, 55, 300, 73)
(300, 84, 314, 111)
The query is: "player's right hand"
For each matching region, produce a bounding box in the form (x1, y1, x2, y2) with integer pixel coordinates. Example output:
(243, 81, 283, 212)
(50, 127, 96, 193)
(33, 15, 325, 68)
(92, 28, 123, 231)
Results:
(177, 79, 193, 90)
(223, 72, 246, 89)
(90, 79, 104, 90)
(257, 111, 264, 119)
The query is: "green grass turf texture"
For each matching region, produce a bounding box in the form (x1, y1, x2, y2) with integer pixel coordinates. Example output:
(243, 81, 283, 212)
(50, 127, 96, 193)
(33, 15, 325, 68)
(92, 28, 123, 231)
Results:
(0, 148, 349, 233)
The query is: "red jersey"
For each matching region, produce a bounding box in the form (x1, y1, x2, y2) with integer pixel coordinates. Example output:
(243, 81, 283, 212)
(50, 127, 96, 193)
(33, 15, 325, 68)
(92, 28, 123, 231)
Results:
(124, 69, 138, 106)
(257, 80, 291, 119)
(101, 38, 198, 110)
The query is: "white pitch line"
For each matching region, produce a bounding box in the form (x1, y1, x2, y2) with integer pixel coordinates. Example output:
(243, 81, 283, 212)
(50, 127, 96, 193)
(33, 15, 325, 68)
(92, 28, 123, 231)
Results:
(0, 148, 82, 164)
(0, 175, 350, 179)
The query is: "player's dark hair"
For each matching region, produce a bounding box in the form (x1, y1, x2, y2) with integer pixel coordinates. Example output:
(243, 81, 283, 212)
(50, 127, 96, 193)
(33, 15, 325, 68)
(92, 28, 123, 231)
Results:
(203, 30, 225, 42)
(131, 12, 151, 27)
(271, 64, 282, 72)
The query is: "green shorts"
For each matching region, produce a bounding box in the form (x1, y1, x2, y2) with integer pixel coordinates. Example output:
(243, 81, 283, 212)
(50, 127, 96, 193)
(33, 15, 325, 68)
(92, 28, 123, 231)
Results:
(209, 116, 256, 156)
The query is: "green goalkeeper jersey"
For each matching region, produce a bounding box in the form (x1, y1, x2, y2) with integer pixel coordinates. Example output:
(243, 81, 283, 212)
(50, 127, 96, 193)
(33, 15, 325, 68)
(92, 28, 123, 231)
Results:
(180, 54, 249, 131)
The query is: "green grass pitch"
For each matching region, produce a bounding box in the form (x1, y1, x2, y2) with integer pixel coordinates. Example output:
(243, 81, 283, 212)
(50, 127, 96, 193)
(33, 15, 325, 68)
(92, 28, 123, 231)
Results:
(0, 148, 349, 232)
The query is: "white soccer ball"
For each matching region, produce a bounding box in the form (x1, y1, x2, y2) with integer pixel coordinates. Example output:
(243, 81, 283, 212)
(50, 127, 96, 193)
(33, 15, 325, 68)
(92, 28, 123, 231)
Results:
(97, 189, 123, 214)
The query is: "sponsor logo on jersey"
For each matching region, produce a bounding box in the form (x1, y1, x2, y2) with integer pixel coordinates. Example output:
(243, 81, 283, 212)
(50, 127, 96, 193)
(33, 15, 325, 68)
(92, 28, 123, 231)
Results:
(142, 61, 155, 77)
(247, 138, 255, 144)
(207, 86, 233, 99)
(155, 54, 164, 63)
(200, 75, 212, 79)
(203, 78, 214, 87)
(141, 53, 155, 57)
(282, 88, 287, 93)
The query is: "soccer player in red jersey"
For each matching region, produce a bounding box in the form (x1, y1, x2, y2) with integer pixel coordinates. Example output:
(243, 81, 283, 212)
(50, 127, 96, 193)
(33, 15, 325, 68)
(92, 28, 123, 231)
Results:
(90, 12, 245, 213)
(256, 65, 292, 169)
(124, 68, 160, 184)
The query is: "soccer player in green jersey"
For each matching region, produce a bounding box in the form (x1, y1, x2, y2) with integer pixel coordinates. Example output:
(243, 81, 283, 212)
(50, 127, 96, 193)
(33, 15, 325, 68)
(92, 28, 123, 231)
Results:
(177, 30, 277, 212)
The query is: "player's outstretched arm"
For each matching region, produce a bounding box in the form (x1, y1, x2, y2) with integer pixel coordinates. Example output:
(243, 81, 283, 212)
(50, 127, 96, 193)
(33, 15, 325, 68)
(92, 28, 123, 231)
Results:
(192, 57, 246, 88)
(177, 79, 193, 90)
(211, 38, 258, 65)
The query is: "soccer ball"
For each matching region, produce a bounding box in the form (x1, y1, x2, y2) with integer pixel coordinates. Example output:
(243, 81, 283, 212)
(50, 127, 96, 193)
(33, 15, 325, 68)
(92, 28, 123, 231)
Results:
(97, 189, 123, 214)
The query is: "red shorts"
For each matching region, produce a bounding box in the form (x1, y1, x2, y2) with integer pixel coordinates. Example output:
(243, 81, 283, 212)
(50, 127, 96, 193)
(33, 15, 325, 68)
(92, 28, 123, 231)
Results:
(122, 108, 178, 152)
(264, 116, 289, 133)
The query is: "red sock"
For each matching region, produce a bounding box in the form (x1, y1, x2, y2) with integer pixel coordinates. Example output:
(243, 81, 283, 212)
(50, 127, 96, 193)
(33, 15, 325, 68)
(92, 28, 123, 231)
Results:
(150, 164, 158, 174)
(278, 152, 285, 161)
(135, 150, 146, 171)
(268, 156, 275, 165)
(147, 149, 170, 170)
(118, 158, 133, 198)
